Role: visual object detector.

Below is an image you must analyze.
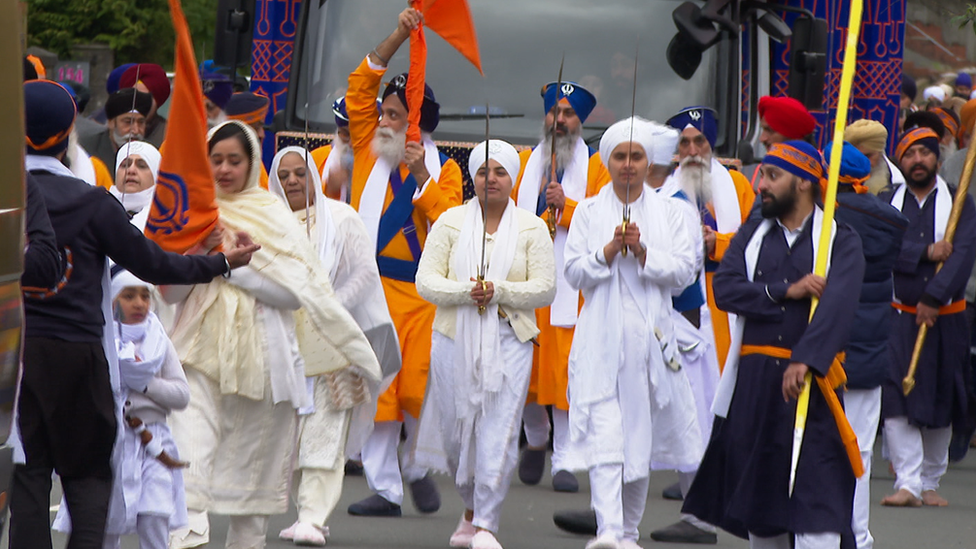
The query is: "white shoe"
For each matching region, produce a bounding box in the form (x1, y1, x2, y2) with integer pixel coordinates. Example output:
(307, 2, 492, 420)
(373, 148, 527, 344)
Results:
(279, 521, 300, 541)
(450, 515, 477, 548)
(585, 534, 621, 549)
(470, 530, 504, 549)
(619, 540, 643, 549)
(293, 522, 328, 547)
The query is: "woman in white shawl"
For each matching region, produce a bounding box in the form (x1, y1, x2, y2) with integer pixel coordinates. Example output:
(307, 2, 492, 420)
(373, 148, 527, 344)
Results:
(110, 140, 160, 226)
(164, 121, 381, 549)
(267, 146, 400, 546)
(414, 140, 556, 549)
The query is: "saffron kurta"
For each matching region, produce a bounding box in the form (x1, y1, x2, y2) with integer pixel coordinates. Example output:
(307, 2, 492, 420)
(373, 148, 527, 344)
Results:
(347, 57, 464, 421)
(879, 185, 976, 428)
(683, 214, 864, 539)
(513, 145, 610, 410)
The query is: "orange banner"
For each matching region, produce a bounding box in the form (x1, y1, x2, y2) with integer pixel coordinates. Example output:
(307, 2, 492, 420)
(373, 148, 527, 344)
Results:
(145, 0, 220, 253)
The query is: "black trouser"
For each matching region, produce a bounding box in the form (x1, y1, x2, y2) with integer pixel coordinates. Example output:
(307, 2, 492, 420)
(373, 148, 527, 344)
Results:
(9, 337, 117, 549)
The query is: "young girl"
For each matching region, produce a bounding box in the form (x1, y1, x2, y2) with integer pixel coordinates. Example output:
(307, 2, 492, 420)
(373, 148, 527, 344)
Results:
(107, 269, 190, 548)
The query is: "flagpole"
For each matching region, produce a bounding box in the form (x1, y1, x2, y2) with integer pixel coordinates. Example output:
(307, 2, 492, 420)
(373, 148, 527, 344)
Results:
(789, 0, 863, 496)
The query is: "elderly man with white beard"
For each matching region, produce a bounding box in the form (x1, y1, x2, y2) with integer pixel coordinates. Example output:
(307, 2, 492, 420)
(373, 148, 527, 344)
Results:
(563, 116, 700, 549)
(312, 96, 375, 203)
(513, 79, 611, 493)
(663, 107, 756, 371)
(342, 6, 464, 518)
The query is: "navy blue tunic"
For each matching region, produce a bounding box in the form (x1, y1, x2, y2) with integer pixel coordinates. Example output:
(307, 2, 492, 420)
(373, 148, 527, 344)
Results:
(835, 191, 908, 389)
(682, 213, 864, 539)
(879, 185, 976, 428)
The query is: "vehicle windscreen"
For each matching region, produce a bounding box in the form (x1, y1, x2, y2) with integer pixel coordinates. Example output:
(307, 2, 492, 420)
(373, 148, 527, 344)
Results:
(292, 0, 719, 147)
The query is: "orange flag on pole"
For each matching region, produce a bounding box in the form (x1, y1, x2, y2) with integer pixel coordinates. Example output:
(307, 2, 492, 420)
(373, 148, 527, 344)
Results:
(145, 0, 220, 253)
(405, 0, 482, 143)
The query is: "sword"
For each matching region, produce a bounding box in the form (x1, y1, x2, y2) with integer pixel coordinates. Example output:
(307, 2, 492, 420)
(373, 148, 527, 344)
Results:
(544, 54, 565, 240)
(119, 64, 143, 215)
(621, 43, 639, 257)
(477, 101, 489, 315)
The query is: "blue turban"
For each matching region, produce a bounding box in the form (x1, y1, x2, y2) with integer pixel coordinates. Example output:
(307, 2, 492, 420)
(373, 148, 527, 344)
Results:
(382, 73, 440, 133)
(107, 63, 136, 94)
(201, 70, 233, 110)
(667, 106, 718, 148)
(331, 96, 381, 128)
(762, 140, 825, 184)
(957, 72, 972, 88)
(824, 141, 871, 183)
(24, 80, 77, 157)
(541, 81, 597, 123)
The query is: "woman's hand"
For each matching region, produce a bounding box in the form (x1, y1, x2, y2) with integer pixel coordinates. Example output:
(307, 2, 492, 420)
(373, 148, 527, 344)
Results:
(469, 277, 494, 307)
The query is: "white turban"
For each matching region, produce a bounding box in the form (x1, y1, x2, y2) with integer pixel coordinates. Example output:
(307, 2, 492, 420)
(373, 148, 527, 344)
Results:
(114, 141, 161, 183)
(111, 268, 153, 301)
(923, 85, 946, 103)
(599, 116, 653, 169)
(468, 139, 521, 183)
(647, 122, 680, 166)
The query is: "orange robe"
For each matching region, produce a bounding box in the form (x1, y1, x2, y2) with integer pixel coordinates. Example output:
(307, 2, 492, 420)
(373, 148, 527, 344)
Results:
(91, 156, 115, 190)
(347, 57, 464, 421)
(704, 168, 755, 368)
(513, 147, 611, 410)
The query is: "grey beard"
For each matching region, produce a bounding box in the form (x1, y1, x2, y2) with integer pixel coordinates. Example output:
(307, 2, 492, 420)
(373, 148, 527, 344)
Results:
(372, 127, 406, 165)
(207, 111, 228, 129)
(865, 158, 890, 194)
(332, 138, 355, 170)
(678, 155, 713, 205)
(541, 127, 581, 172)
(113, 130, 144, 149)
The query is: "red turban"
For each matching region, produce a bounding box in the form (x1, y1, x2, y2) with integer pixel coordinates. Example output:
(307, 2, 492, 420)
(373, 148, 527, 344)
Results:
(758, 96, 816, 139)
(120, 63, 171, 107)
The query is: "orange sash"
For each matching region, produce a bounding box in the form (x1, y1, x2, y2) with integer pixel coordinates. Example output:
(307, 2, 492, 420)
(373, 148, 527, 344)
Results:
(739, 344, 864, 479)
(891, 300, 966, 316)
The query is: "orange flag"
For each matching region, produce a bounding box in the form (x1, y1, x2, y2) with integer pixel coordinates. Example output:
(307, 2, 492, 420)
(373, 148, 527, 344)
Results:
(145, 0, 220, 253)
(405, 0, 482, 143)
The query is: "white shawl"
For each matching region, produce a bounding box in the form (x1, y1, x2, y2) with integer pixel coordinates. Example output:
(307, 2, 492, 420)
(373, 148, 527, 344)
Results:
(360, 136, 442, 250)
(712, 207, 836, 417)
(451, 198, 519, 426)
(888, 177, 951, 244)
(517, 136, 589, 327)
(566, 186, 695, 440)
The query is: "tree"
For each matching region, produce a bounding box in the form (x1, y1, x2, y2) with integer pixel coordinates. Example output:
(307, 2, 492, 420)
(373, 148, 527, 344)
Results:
(26, 0, 218, 69)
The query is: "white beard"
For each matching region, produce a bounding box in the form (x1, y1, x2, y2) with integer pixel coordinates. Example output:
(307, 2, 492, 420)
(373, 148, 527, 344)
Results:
(372, 127, 406, 165)
(678, 155, 713, 205)
(541, 124, 581, 172)
(207, 111, 228, 129)
(332, 138, 354, 170)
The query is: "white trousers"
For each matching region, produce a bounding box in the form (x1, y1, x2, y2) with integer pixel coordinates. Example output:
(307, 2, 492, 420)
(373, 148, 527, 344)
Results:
(590, 464, 649, 543)
(296, 466, 344, 526)
(104, 515, 169, 549)
(844, 387, 881, 549)
(883, 416, 952, 498)
(748, 532, 840, 549)
(522, 404, 571, 473)
(361, 414, 425, 505)
(170, 512, 269, 549)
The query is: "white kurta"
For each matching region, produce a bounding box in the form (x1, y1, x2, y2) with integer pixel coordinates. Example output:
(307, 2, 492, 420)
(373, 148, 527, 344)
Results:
(562, 185, 702, 482)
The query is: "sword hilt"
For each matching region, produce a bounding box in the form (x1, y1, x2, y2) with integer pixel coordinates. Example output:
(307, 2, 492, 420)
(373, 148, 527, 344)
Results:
(477, 276, 487, 315)
(620, 214, 630, 257)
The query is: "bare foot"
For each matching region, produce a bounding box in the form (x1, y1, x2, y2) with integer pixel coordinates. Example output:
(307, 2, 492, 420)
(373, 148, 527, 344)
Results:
(881, 488, 922, 507)
(922, 490, 949, 507)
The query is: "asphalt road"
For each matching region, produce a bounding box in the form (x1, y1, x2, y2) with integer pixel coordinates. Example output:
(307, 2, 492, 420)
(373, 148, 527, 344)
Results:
(5, 445, 975, 548)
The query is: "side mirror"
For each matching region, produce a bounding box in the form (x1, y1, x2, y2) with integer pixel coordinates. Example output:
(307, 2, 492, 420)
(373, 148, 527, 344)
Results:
(787, 16, 828, 111)
(213, 0, 255, 69)
(667, 0, 736, 80)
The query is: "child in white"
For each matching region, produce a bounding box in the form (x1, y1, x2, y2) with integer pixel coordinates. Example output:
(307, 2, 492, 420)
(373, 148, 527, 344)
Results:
(106, 269, 189, 548)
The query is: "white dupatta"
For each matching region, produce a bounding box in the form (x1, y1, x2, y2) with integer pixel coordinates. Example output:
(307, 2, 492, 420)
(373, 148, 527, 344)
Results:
(888, 177, 951, 244)
(712, 207, 836, 417)
(451, 197, 519, 426)
(517, 136, 589, 327)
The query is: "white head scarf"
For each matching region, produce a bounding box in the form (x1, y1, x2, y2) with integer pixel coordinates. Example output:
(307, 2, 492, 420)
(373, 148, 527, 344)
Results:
(923, 85, 946, 103)
(467, 139, 521, 183)
(207, 120, 262, 196)
(267, 146, 339, 282)
(114, 141, 161, 183)
(647, 122, 680, 166)
(111, 269, 154, 302)
(599, 116, 653, 170)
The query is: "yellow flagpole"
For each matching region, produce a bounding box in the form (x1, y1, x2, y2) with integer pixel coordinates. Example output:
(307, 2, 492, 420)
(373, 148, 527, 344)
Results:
(789, 0, 863, 496)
